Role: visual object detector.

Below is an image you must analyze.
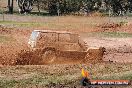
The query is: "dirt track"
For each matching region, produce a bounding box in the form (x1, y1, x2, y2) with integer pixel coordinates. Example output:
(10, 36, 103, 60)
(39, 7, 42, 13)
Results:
(82, 37, 132, 63)
(0, 25, 132, 65)
(0, 26, 31, 65)
(0, 14, 132, 65)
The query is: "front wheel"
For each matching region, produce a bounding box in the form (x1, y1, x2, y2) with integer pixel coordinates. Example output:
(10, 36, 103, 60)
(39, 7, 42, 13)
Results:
(41, 50, 56, 64)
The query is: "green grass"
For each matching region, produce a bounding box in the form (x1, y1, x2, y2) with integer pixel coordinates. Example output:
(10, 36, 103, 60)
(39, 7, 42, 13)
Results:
(0, 21, 92, 31)
(88, 63, 132, 80)
(0, 21, 65, 29)
(1, 21, 131, 37)
(0, 72, 80, 88)
(0, 63, 131, 87)
(0, 35, 14, 43)
(0, 9, 2, 14)
(0, 72, 131, 88)
(0, 74, 130, 87)
(0, 17, 130, 33)
(83, 32, 132, 38)
(92, 70, 132, 80)
(98, 71, 132, 80)
(0, 21, 43, 28)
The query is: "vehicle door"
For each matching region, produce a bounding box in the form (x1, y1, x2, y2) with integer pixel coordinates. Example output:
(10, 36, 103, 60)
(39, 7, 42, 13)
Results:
(58, 33, 85, 58)
(36, 32, 57, 48)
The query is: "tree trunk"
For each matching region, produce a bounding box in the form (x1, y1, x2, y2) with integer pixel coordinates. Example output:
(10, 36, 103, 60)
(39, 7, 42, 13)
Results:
(8, 0, 14, 14)
(37, 0, 41, 14)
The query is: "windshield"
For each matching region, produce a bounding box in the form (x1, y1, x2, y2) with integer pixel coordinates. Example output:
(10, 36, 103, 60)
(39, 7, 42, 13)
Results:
(30, 31, 40, 41)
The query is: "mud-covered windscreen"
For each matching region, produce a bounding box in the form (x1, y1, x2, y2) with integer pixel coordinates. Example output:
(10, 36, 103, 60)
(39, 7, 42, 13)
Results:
(30, 31, 40, 41)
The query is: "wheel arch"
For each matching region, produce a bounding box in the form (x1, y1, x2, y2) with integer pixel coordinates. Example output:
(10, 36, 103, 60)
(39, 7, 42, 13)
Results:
(42, 47, 56, 53)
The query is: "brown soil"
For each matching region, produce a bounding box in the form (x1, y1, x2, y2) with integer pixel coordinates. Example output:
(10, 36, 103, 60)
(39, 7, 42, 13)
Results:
(83, 37, 132, 63)
(0, 19, 132, 65)
(97, 22, 123, 32)
(0, 26, 105, 65)
(0, 26, 31, 65)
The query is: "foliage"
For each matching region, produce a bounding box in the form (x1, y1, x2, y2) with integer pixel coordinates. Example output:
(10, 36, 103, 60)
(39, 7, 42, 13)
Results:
(7, 0, 132, 15)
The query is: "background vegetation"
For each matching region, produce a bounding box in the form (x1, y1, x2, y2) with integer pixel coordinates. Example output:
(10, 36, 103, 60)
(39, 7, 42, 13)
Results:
(5, 0, 132, 16)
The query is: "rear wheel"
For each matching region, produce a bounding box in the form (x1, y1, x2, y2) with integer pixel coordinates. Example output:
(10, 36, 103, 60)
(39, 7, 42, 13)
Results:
(41, 50, 56, 64)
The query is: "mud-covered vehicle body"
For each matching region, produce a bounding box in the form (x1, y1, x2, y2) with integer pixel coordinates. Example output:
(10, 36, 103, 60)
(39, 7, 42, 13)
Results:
(28, 30, 105, 64)
(28, 30, 87, 51)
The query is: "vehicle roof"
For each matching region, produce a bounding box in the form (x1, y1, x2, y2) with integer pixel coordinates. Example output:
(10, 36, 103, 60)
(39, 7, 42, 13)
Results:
(34, 30, 77, 34)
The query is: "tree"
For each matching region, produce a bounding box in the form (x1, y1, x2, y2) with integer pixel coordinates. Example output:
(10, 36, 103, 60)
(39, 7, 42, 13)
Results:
(8, 0, 14, 14)
(16, 0, 34, 14)
(15, 0, 131, 16)
(128, 0, 132, 12)
(105, 0, 129, 16)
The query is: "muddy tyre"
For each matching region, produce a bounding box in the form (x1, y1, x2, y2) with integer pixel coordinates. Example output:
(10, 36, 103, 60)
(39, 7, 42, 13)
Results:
(41, 50, 56, 64)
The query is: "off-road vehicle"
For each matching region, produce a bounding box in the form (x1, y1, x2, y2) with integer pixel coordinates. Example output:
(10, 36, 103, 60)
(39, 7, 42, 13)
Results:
(28, 30, 105, 64)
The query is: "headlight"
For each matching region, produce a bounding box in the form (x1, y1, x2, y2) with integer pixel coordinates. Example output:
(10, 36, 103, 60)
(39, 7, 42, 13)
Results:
(28, 41, 30, 44)
(28, 41, 35, 48)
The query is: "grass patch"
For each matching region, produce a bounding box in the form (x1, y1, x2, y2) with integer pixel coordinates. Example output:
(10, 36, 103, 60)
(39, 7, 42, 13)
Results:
(0, 35, 14, 43)
(0, 74, 80, 88)
(95, 71, 132, 80)
(83, 32, 132, 38)
(0, 21, 91, 30)
(0, 79, 18, 88)
(87, 63, 132, 80)
(0, 72, 131, 88)
(0, 21, 44, 28)
(0, 63, 131, 87)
